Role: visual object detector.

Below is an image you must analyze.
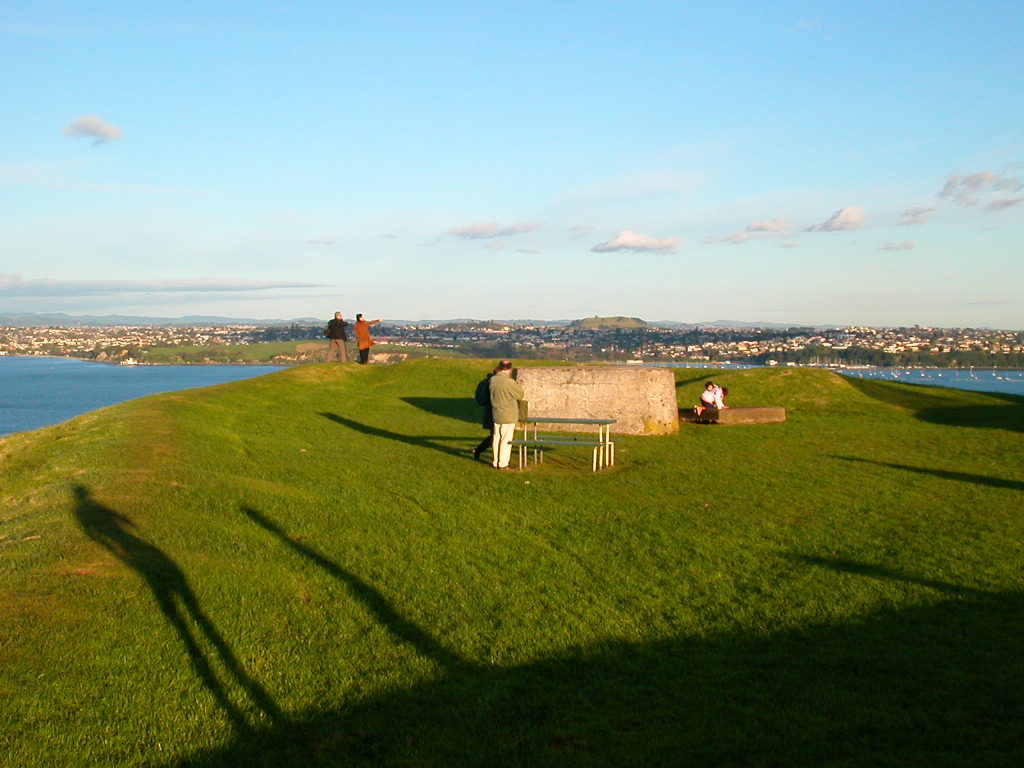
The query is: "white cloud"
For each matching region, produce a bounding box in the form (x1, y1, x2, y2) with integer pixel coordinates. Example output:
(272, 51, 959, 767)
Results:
(706, 217, 790, 245)
(591, 230, 680, 254)
(806, 205, 866, 232)
(0, 275, 319, 298)
(446, 221, 538, 239)
(898, 206, 935, 226)
(987, 196, 1023, 211)
(878, 240, 916, 251)
(747, 218, 790, 232)
(62, 115, 124, 145)
(938, 170, 1022, 206)
(704, 231, 751, 245)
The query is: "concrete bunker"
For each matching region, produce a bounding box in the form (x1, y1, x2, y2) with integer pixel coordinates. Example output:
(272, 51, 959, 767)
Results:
(514, 366, 678, 436)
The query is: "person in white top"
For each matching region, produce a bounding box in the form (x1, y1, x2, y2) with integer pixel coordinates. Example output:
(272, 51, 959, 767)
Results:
(700, 381, 727, 410)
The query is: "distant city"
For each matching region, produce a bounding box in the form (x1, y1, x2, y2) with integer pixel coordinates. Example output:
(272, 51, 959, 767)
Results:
(2, 316, 1022, 369)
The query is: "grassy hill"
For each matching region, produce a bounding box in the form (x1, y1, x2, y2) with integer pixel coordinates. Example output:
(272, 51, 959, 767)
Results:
(2, 359, 1022, 767)
(569, 316, 647, 330)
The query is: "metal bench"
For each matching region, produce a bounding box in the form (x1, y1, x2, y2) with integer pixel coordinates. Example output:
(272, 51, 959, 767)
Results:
(511, 417, 616, 472)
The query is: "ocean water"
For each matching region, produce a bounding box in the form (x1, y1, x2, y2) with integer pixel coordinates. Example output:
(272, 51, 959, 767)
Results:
(0, 356, 284, 438)
(838, 367, 1024, 396)
(630, 362, 1024, 397)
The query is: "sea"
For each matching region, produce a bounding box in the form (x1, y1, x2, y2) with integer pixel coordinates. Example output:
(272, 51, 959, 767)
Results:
(0, 356, 284, 438)
(627, 361, 1024, 396)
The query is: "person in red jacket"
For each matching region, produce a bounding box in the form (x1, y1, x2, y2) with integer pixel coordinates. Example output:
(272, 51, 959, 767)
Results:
(354, 314, 381, 364)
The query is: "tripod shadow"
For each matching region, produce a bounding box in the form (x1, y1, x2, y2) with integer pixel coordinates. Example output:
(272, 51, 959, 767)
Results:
(319, 411, 471, 460)
(400, 396, 481, 425)
(240, 506, 466, 672)
(73, 485, 284, 734)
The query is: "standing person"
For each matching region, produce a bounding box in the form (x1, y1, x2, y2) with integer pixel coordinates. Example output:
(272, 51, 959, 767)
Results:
(354, 314, 381, 365)
(324, 312, 350, 362)
(473, 366, 497, 461)
(489, 360, 524, 471)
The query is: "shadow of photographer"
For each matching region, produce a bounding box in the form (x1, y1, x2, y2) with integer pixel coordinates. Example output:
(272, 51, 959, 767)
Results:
(72, 485, 284, 735)
(170, 513, 1024, 767)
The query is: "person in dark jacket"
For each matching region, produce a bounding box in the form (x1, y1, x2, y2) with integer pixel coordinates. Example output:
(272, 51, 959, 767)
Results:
(473, 367, 497, 461)
(325, 312, 350, 362)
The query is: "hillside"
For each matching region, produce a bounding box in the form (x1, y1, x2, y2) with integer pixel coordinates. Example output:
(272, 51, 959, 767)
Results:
(570, 315, 647, 330)
(2, 360, 1023, 767)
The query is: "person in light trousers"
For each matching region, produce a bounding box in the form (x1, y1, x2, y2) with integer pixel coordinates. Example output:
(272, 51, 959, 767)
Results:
(488, 360, 524, 470)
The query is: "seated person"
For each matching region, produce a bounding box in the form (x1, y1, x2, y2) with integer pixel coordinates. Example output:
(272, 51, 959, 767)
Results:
(700, 381, 727, 410)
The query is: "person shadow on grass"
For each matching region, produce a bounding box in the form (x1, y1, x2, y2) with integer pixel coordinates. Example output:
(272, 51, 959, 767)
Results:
(240, 505, 465, 673)
(72, 485, 284, 735)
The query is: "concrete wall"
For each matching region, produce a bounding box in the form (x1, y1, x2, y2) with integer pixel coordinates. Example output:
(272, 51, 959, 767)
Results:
(514, 366, 678, 435)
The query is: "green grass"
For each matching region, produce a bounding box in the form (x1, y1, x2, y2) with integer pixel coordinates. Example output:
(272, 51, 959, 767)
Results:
(1, 360, 1023, 767)
(142, 340, 321, 363)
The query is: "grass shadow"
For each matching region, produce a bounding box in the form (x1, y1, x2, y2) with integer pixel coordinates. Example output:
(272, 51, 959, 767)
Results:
(401, 396, 481, 425)
(240, 506, 465, 672)
(845, 376, 1024, 433)
(835, 455, 1024, 492)
(674, 372, 716, 389)
(174, 545, 1024, 767)
(72, 485, 283, 735)
(319, 411, 472, 460)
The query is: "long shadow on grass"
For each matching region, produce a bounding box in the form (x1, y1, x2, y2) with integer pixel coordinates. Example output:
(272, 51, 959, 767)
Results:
(835, 455, 1024, 492)
(174, 536, 1024, 767)
(240, 506, 465, 671)
(319, 411, 471, 459)
(72, 485, 284, 735)
(845, 376, 1024, 433)
(675, 372, 717, 389)
(401, 396, 481, 425)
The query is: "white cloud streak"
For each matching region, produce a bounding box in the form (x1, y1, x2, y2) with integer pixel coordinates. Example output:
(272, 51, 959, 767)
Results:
(987, 196, 1023, 211)
(898, 206, 936, 226)
(878, 240, 916, 251)
(0, 275, 320, 298)
(62, 115, 124, 145)
(938, 170, 1022, 206)
(706, 217, 791, 245)
(747, 218, 790, 232)
(806, 205, 866, 231)
(591, 230, 680, 254)
(446, 221, 538, 239)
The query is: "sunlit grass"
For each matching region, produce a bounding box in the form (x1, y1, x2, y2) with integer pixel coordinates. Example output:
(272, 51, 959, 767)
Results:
(2, 359, 1022, 766)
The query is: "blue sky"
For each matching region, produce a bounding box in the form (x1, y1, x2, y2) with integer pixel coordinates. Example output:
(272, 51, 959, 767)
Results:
(2, 0, 1022, 327)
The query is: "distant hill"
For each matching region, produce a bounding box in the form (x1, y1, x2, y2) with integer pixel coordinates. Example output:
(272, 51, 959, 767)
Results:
(570, 316, 648, 330)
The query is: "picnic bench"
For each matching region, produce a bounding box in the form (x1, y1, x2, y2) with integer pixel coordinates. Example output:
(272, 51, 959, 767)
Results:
(511, 417, 616, 472)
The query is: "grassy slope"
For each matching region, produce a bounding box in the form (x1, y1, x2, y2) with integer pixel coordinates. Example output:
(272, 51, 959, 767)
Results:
(1, 360, 1023, 767)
